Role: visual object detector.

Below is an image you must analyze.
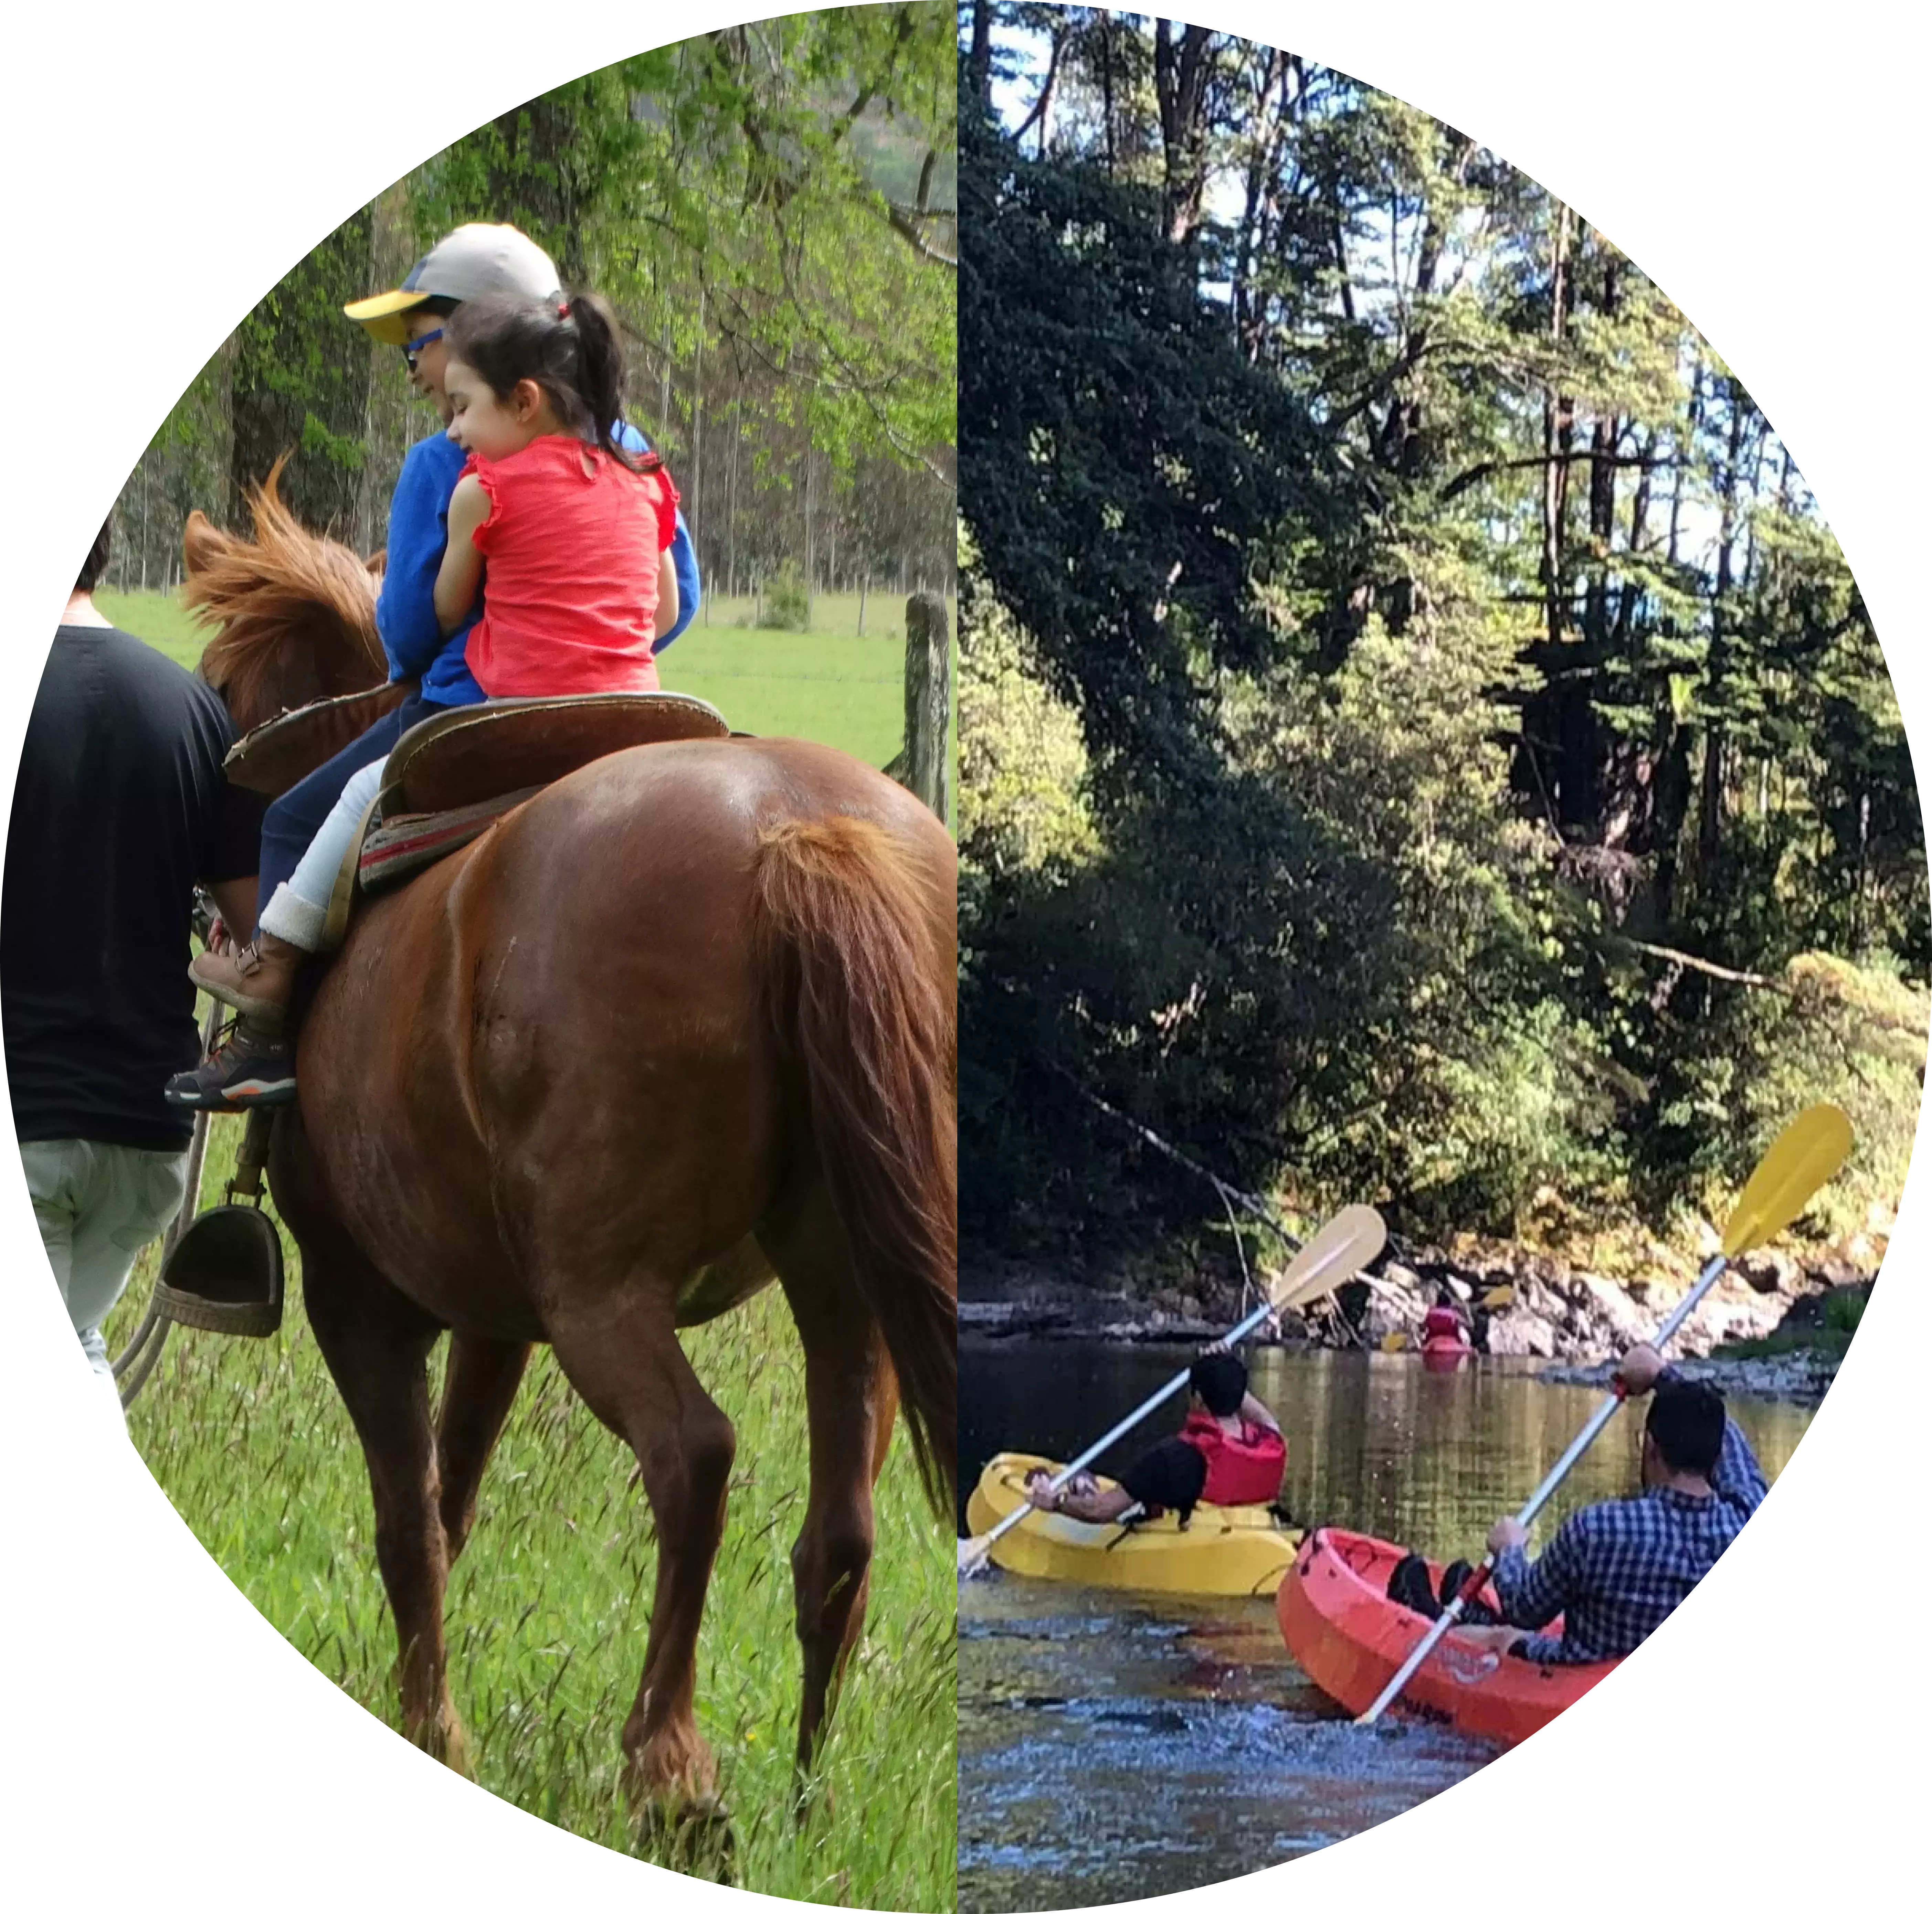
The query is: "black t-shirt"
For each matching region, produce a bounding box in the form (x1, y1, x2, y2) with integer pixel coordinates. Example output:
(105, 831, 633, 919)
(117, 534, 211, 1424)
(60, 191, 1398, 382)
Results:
(2, 625, 263, 1151)
(1119, 1437, 1209, 1519)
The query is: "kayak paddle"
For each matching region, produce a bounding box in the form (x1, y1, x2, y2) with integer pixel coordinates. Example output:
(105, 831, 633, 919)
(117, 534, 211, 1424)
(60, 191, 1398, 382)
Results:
(1355, 1102, 1853, 1726)
(958, 1204, 1388, 1579)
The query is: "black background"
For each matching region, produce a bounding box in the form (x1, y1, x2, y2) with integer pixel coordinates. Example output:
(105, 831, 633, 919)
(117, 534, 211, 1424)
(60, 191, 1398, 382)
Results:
(11, 15, 1917, 1900)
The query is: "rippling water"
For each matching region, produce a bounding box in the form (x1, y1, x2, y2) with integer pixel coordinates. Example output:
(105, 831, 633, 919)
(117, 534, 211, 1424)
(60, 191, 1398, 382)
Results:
(959, 1340, 1815, 1912)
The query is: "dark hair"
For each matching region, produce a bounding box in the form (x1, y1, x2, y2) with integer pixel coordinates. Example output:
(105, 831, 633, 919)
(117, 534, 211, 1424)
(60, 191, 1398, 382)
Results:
(1645, 1380, 1727, 1475)
(76, 514, 113, 593)
(1190, 1352, 1248, 1417)
(444, 290, 661, 476)
(418, 295, 461, 319)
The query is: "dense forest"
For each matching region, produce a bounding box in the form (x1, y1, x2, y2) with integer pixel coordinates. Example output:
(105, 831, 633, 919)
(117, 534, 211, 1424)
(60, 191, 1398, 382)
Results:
(109, 9, 957, 612)
(958, 6, 1925, 1275)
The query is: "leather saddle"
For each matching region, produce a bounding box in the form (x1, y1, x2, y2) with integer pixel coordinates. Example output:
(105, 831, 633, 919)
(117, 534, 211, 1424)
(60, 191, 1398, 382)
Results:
(221, 689, 731, 952)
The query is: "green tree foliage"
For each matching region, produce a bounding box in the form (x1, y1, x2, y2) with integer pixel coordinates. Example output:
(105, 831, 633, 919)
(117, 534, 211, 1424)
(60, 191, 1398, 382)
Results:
(117, 11, 957, 607)
(959, 6, 1925, 1266)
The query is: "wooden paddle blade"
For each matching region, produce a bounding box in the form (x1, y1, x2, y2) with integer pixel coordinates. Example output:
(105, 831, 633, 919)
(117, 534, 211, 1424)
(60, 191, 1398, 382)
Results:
(1481, 1284, 1514, 1311)
(1721, 1104, 1854, 1256)
(1380, 1330, 1410, 1353)
(1266, 1204, 1387, 1311)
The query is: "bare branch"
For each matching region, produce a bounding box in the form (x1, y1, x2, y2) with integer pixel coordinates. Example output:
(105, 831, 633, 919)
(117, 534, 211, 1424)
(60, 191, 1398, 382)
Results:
(1440, 450, 1663, 504)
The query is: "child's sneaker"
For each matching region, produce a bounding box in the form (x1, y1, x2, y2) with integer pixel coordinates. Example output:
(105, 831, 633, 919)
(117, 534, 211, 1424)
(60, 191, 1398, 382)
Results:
(165, 1019, 297, 1109)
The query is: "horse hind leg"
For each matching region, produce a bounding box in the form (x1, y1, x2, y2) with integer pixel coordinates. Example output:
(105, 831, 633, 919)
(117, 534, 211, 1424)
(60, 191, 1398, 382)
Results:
(543, 1285, 736, 1820)
(762, 1197, 900, 1788)
(435, 1333, 531, 1566)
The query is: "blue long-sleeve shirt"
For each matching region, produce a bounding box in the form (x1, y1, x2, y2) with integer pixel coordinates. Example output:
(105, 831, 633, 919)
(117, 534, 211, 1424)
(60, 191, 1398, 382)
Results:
(1489, 1383, 1769, 1665)
(377, 420, 701, 705)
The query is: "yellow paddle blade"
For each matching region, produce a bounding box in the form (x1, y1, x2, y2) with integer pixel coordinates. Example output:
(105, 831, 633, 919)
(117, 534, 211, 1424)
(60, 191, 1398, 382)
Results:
(1721, 1104, 1854, 1256)
(1481, 1284, 1514, 1311)
(1266, 1204, 1387, 1311)
(1380, 1330, 1410, 1353)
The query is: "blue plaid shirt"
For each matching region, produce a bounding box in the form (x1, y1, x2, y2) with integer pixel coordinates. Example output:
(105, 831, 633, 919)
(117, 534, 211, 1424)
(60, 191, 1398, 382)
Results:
(1490, 1391, 1769, 1666)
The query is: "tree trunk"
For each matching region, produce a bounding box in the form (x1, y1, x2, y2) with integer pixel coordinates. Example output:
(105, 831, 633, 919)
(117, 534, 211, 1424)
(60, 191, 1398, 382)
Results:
(1231, 49, 1286, 358)
(1100, 15, 1117, 179)
(1154, 21, 1216, 244)
(487, 87, 588, 281)
(1539, 202, 1574, 654)
(1696, 384, 1752, 873)
(967, 0, 993, 114)
(228, 205, 376, 536)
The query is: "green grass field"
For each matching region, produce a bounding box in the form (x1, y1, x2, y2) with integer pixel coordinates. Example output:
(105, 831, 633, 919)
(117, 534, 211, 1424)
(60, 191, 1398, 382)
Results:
(97, 586, 946, 773)
(89, 586, 956, 1904)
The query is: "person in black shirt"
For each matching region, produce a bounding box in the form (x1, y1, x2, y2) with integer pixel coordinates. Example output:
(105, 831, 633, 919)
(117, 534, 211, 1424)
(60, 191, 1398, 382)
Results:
(2, 514, 263, 1411)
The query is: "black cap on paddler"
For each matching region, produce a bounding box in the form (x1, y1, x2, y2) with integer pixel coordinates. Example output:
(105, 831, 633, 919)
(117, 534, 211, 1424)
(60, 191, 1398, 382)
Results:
(1190, 1352, 1248, 1417)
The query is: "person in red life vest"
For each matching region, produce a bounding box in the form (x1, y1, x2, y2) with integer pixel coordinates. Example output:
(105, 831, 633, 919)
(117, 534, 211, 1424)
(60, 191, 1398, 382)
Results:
(1025, 1352, 1287, 1528)
(1421, 1283, 1471, 1349)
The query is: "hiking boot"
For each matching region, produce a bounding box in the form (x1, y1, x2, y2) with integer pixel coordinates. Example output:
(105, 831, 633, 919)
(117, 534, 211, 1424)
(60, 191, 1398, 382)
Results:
(190, 932, 302, 1027)
(165, 1017, 297, 1109)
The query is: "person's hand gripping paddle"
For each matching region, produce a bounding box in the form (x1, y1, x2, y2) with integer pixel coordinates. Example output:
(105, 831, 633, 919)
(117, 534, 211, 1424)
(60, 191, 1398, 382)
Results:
(959, 1205, 1388, 1579)
(1356, 1102, 1855, 1725)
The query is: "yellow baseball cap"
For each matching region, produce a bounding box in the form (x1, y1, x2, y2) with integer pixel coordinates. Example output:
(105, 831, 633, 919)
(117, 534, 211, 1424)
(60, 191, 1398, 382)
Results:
(344, 223, 561, 343)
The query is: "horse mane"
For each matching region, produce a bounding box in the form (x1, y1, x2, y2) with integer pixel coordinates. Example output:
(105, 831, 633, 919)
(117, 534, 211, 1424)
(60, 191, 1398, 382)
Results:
(184, 454, 386, 725)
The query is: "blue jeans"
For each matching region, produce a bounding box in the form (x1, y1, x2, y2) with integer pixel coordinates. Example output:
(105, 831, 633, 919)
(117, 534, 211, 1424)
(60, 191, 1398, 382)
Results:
(256, 693, 431, 918)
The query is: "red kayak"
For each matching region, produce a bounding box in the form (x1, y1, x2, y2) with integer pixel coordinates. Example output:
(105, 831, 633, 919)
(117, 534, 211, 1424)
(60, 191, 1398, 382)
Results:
(1277, 1528, 1621, 1746)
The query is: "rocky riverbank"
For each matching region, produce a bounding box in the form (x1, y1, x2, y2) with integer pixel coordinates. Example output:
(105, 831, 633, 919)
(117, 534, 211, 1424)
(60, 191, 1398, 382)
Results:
(1538, 1345, 1843, 1404)
(962, 1224, 1882, 1401)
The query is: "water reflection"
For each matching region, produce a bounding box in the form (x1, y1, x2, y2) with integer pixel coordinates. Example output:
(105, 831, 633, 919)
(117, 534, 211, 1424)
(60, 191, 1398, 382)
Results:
(958, 1340, 1815, 1911)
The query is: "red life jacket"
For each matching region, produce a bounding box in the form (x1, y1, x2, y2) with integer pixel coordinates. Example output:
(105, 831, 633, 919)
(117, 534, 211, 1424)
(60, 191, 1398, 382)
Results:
(1176, 1409, 1286, 1507)
(1422, 1306, 1466, 1345)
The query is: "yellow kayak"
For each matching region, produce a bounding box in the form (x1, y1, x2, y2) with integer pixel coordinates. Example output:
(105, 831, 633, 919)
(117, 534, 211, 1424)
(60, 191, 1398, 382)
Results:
(965, 1451, 1302, 1598)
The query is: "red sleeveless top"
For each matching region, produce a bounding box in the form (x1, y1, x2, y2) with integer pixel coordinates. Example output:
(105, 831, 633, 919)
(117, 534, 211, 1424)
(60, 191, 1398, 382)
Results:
(1175, 1409, 1286, 1507)
(1423, 1306, 1466, 1345)
(462, 436, 680, 699)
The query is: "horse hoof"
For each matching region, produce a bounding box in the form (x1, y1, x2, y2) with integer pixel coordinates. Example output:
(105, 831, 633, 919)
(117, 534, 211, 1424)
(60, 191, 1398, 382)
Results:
(636, 1798, 736, 1883)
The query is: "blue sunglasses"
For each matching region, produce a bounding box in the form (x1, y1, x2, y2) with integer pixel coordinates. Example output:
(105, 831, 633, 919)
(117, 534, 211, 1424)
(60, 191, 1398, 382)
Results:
(401, 327, 445, 368)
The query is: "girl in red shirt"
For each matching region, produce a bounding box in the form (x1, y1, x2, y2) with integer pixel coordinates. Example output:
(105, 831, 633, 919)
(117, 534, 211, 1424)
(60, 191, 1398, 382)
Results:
(433, 290, 680, 690)
(175, 290, 681, 1105)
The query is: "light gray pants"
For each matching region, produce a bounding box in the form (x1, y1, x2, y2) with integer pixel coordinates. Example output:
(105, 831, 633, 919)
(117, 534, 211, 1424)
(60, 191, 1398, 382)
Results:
(21, 1139, 191, 1389)
(258, 754, 389, 951)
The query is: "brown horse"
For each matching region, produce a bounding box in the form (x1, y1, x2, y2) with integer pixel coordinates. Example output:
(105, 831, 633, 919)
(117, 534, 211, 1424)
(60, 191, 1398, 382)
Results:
(180, 474, 957, 1821)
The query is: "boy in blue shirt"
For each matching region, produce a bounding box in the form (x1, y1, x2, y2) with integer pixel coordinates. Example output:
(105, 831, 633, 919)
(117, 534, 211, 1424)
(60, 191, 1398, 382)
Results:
(171, 223, 700, 1107)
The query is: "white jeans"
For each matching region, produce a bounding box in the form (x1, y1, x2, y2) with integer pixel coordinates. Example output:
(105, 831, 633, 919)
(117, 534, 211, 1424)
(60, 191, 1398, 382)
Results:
(258, 755, 388, 951)
(21, 1139, 191, 1389)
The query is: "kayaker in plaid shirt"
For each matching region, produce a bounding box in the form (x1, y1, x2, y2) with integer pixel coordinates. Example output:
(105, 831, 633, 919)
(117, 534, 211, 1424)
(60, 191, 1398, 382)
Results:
(1466, 1342, 1769, 1665)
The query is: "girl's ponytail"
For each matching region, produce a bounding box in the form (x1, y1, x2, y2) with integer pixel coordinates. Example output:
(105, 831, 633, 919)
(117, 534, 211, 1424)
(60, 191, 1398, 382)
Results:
(561, 293, 648, 474)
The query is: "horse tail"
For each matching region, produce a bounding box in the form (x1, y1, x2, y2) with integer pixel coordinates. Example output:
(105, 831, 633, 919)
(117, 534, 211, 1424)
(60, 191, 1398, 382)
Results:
(752, 814, 957, 1512)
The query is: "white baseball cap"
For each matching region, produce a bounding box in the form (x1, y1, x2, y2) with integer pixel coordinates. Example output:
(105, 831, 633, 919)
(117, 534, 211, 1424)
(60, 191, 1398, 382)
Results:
(343, 223, 561, 343)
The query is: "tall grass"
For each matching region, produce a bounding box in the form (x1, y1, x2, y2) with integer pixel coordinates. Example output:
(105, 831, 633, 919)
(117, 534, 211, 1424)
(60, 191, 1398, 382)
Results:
(108, 1122, 955, 1906)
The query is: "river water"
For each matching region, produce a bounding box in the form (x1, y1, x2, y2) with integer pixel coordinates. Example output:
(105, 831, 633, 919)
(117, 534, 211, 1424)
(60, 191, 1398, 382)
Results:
(958, 1338, 1816, 1912)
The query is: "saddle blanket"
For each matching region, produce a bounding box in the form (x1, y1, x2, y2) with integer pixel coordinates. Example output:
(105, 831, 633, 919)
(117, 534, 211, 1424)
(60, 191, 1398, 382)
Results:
(357, 788, 541, 894)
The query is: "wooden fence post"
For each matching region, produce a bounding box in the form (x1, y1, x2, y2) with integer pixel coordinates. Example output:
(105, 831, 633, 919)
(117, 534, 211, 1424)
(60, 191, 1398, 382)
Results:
(893, 590, 952, 822)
